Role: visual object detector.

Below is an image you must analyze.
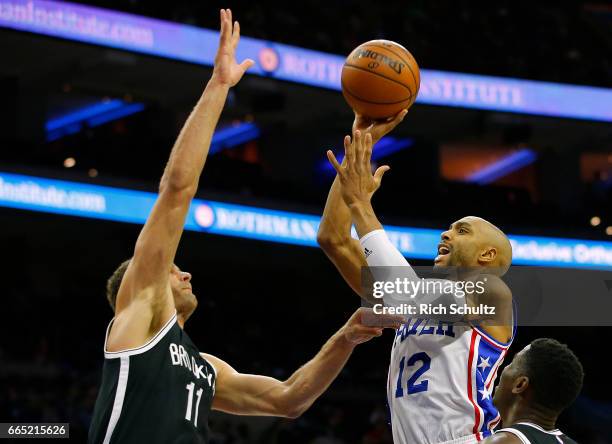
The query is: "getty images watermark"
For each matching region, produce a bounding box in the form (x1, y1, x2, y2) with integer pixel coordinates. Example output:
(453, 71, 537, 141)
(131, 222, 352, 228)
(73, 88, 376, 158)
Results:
(368, 273, 496, 319)
(361, 266, 612, 326)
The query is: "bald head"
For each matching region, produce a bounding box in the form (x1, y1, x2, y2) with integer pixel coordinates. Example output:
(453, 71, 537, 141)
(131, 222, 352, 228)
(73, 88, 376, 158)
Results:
(460, 216, 512, 274)
(437, 216, 512, 274)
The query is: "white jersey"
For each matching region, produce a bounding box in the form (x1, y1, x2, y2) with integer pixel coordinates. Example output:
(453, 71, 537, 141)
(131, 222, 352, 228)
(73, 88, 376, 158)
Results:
(387, 319, 515, 444)
(357, 229, 516, 444)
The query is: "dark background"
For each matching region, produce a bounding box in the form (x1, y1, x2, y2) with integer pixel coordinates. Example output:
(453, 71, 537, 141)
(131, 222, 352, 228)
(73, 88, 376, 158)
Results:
(1, 1, 612, 443)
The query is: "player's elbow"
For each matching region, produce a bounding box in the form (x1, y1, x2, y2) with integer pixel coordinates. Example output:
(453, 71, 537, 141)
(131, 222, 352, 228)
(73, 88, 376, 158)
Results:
(159, 180, 197, 204)
(284, 408, 304, 419)
(281, 402, 309, 419)
(159, 170, 197, 197)
(275, 383, 311, 419)
(317, 229, 347, 253)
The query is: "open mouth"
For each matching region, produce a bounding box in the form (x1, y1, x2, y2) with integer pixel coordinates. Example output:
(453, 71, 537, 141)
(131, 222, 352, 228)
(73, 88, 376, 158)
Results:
(435, 243, 451, 263)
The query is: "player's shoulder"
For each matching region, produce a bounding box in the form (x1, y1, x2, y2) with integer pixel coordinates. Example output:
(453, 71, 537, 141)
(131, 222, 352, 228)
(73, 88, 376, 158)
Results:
(511, 423, 579, 444)
(479, 273, 510, 295)
(481, 431, 523, 444)
(106, 301, 176, 353)
(200, 353, 232, 377)
(476, 272, 512, 309)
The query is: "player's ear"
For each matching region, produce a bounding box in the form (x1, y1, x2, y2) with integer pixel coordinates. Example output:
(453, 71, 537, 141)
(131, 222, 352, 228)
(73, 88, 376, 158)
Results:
(478, 247, 496, 265)
(511, 375, 529, 395)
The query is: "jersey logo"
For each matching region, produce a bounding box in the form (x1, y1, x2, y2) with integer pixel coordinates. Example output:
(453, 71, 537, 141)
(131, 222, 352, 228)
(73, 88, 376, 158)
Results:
(169, 343, 213, 386)
(396, 318, 455, 343)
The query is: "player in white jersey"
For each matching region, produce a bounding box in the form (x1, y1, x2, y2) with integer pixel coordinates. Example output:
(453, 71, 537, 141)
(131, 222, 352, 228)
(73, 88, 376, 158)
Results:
(318, 113, 514, 444)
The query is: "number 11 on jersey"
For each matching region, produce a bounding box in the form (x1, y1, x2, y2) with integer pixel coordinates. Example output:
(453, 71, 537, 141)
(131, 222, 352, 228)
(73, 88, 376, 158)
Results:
(185, 382, 203, 425)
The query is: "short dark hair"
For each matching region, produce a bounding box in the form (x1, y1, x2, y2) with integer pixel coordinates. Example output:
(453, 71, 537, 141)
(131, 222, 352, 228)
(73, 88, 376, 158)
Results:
(106, 259, 131, 311)
(521, 338, 584, 412)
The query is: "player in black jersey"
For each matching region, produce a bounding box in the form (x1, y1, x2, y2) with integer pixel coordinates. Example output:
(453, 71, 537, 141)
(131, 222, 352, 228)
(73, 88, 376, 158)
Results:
(483, 338, 584, 444)
(88, 9, 404, 444)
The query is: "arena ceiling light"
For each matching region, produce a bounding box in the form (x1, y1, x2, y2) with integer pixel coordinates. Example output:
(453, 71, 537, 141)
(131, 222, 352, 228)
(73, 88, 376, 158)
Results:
(46, 99, 145, 141)
(466, 148, 537, 185)
(210, 122, 261, 154)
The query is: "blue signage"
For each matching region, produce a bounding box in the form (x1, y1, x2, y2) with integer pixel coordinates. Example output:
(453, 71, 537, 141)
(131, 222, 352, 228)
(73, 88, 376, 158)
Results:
(1, 171, 610, 269)
(1, 0, 612, 121)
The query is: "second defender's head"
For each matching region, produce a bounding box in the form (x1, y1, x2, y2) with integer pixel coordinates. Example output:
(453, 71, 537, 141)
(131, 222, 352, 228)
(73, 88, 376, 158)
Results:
(493, 338, 584, 422)
(434, 216, 512, 275)
(106, 259, 198, 322)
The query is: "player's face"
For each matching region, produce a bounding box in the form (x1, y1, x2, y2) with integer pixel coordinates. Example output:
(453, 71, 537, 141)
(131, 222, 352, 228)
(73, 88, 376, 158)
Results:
(170, 264, 198, 320)
(434, 218, 482, 268)
(492, 347, 528, 414)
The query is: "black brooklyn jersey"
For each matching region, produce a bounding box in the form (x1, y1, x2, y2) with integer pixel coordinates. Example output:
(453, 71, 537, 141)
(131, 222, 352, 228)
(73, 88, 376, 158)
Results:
(89, 313, 216, 444)
(498, 422, 578, 444)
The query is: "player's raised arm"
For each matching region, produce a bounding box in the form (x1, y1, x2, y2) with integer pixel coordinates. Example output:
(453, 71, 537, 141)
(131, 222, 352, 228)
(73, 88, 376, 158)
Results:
(108, 10, 254, 348)
(317, 111, 407, 297)
(203, 308, 403, 418)
(329, 132, 513, 341)
(327, 128, 398, 238)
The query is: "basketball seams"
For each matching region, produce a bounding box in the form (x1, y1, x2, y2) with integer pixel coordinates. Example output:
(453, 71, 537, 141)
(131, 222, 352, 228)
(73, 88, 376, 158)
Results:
(342, 80, 412, 105)
(342, 40, 420, 116)
(343, 63, 414, 95)
(365, 43, 419, 93)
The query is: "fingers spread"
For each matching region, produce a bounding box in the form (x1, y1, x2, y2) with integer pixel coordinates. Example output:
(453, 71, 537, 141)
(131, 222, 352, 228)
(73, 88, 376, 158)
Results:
(219, 9, 232, 45)
(240, 58, 255, 71)
(345, 133, 355, 168)
(232, 20, 240, 48)
(357, 132, 374, 173)
(353, 130, 365, 171)
(327, 150, 343, 175)
(364, 132, 373, 165)
(219, 9, 226, 38)
(365, 143, 373, 168)
(373, 165, 390, 185)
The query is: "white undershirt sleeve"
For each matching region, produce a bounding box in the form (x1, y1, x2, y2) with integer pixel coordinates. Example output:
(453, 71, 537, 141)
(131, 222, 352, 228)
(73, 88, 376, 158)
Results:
(359, 229, 466, 322)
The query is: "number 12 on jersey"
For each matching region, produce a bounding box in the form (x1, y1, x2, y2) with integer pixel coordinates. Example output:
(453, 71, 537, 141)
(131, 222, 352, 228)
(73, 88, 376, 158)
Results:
(395, 352, 431, 398)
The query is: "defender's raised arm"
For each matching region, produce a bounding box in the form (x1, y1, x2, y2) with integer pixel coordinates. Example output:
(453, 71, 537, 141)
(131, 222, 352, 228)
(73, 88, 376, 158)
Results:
(107, 9, 254, 350)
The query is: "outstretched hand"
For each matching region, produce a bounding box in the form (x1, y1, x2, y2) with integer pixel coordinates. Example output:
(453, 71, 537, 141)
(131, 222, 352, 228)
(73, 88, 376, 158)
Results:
(342, 307, 404, 345)
(353, 109, 408, 145)
(212, 9, 254, 87)
(326, 130, 390, 207)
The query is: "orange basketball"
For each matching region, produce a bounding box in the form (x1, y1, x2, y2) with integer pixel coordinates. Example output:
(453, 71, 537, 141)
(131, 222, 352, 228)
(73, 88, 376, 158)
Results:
(341, 40, 420, 119)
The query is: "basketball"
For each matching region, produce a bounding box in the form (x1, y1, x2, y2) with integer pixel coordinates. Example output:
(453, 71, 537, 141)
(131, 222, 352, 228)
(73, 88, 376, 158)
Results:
(341, 40, 420, 119)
